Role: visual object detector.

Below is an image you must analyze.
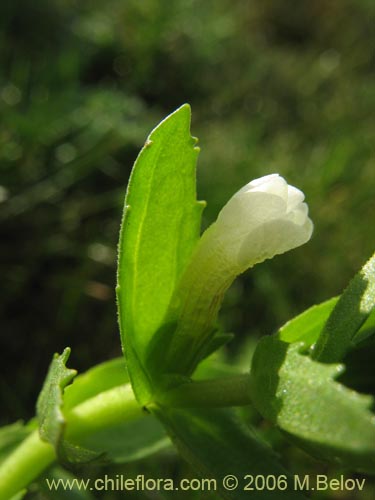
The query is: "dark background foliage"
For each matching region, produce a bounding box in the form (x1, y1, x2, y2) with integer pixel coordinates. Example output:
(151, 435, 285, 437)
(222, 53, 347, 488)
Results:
(1, 1, 375, 496)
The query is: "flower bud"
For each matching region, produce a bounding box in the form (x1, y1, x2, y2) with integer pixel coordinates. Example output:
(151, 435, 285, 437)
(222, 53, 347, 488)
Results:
(207, 174, 313, 271)
(152, 174, 313, 375)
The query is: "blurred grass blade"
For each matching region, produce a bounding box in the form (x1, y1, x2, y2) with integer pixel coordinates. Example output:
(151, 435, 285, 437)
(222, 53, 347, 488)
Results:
(251, 336, 375, 473)
(312, 252, 375, 362)
(154, 406, 307, 500)
(117, 104, 204, 403)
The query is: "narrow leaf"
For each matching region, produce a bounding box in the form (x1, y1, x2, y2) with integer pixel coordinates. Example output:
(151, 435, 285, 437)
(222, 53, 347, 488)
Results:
(278, 297, 338, 345)
(117, 104, 203, 402)
(251, 336, 375, 473)
(36, 349, 102, 465)
(37, 348, 77, 448)
(312, 252, 375, 362)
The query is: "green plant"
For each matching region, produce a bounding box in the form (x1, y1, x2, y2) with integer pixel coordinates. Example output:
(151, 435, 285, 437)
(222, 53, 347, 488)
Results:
(0, 105, 374, 499)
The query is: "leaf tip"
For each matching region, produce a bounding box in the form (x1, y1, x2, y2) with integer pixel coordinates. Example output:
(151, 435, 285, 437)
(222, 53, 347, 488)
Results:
(178, 102, 191, 114)
(167, 103, 192, 129)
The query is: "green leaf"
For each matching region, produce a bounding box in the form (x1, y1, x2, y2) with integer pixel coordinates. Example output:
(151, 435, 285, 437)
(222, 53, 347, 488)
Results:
(251, 335, 375, 473)
(41, 354, 169, 465)
(64, 357, 128, 410)
(278, 297, 338, 345)
(36, 348, 102, 466)
(36, 348, 77, 449)
(154, 406, 307, 500)
(312, 251, 375, 362)
(117, 104, 204, 403)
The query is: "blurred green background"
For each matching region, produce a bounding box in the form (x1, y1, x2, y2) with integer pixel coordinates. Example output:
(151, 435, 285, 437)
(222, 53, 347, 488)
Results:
(0, 0, 375, 496)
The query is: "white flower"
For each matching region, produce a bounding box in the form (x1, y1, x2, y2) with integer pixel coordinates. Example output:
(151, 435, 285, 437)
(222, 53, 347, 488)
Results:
(161, 174, 313, 374)
(204, 174, 313, 272)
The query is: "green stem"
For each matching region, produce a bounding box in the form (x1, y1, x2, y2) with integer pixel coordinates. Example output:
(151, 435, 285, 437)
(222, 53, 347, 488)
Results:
(0, 372, 253, 499)
(0, 384, 142, 500)
(159, 374, 252, 408)
(0, 431, 54, 500)
(66, 384, 142, 440)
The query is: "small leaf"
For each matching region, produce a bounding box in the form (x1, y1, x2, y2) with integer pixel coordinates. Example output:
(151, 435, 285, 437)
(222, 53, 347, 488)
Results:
(312, 251, 375, 362)
(36, 348, 102, 466)
(117, 104, 204, 403)
(278, 297, 338, 345)
(41, 353, 169, 465)
(37, 348, 77, 447)
(154, 406, 307, 500)
(251, 335, 375, 473)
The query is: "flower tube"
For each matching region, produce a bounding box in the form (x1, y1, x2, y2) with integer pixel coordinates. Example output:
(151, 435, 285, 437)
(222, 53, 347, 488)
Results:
(210, 174, 313, 271)
(150, 174, 313, 376)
